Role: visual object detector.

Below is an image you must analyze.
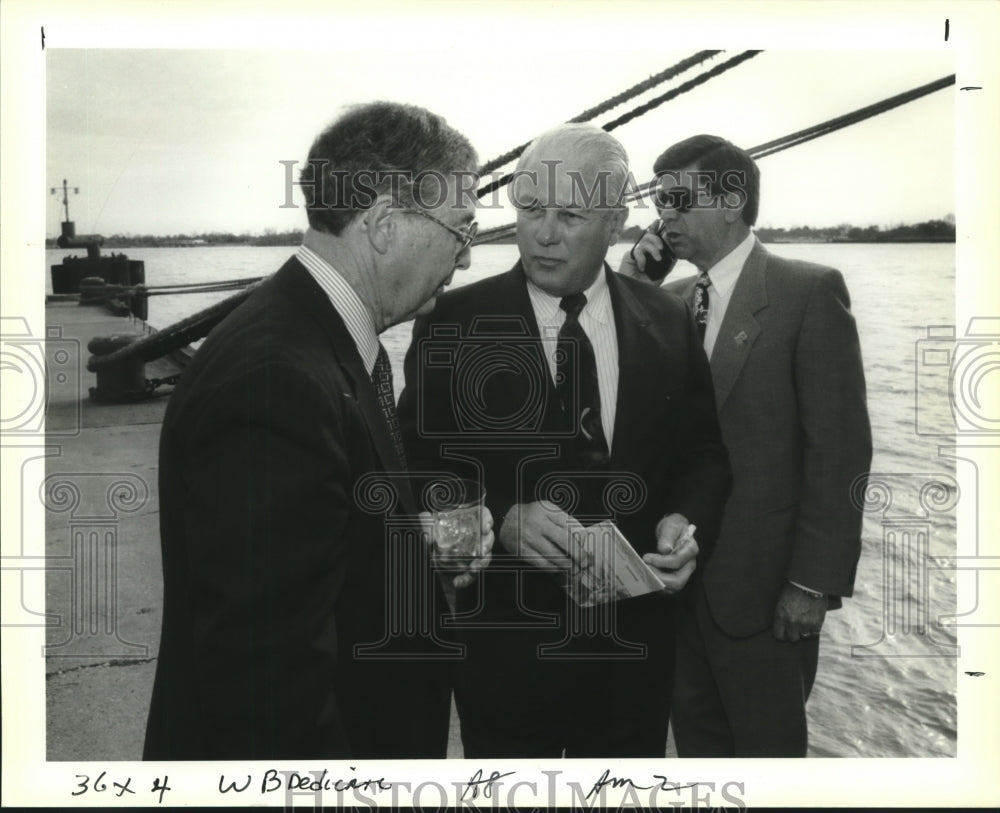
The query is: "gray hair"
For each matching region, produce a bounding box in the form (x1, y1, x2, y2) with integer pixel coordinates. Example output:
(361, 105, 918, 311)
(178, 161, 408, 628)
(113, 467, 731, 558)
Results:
(300, 101, 478, 235)
(516, 123, 629, 209)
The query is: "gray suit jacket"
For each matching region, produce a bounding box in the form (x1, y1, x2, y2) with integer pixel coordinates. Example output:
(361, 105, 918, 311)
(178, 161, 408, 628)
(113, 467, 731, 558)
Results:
(665, 240, 872, 636)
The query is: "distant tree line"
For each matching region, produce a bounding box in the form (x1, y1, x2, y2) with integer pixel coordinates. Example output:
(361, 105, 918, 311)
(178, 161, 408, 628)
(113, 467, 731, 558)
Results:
(48, 219, 954, 249)
(621, 218, 955, 244)
(755, 218, 955, 243)
(45, 229, 306, 249)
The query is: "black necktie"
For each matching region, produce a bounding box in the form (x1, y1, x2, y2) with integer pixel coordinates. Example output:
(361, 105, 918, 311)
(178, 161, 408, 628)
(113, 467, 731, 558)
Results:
(556, 293, 610, 469)
(694, 271, 711, 340)
(371, 343, 408, 470)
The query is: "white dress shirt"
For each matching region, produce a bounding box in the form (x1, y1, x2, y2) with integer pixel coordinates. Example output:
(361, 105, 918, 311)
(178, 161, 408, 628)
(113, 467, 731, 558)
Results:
(702, 230, 756, 360)
(526, 269, 619, 449)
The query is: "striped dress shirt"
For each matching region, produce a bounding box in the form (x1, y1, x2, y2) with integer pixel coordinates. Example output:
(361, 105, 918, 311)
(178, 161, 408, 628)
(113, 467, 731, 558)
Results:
(296, 243, 380, 376)
(526, 269, 619, 450)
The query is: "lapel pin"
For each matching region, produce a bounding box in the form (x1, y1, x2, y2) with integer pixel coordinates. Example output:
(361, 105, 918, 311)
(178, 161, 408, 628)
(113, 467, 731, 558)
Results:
(734, 330, 748, 347)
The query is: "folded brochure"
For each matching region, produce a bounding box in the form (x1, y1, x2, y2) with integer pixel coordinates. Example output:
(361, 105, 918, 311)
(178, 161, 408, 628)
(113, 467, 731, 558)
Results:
(565, 521, 665, 606)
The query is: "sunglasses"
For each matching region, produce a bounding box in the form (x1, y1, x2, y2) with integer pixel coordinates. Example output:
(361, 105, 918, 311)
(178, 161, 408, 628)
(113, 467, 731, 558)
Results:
(654, 186, 696, 214)
(400, 206, 479, 254)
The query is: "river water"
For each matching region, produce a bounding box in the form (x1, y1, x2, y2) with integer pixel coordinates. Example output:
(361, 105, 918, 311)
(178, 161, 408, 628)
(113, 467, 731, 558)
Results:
(46, 241, 958, 757)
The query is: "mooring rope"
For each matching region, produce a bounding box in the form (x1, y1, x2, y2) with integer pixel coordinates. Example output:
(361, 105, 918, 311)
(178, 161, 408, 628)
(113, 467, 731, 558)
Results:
(601, 50, 763, 134)
(477, 50, 722, 177)
(77, 279, 263, 305)
(86, 67, 954, 379)
(478, 72, 958, 243)
(476, 50, 763, 200)
(747, 74, 956, 160)
(139, 277, 264, 293)
(86, 54, 748, 372)
(87, 282, 264, 371)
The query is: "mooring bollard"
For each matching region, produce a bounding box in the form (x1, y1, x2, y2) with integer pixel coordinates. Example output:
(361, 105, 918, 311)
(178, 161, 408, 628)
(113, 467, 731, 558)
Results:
(87, 334, 148, 402)
(78, 277, 108, 306)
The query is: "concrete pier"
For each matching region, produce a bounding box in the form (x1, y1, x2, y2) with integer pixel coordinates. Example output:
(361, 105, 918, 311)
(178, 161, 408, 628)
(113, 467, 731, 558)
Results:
(44, 301, 181, 760)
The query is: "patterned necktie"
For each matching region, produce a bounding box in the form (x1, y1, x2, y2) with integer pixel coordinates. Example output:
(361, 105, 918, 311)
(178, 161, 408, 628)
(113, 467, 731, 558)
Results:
(556, 293, 610, 469)
(371, 343, 408, 470)
(694, 271, 712, 340)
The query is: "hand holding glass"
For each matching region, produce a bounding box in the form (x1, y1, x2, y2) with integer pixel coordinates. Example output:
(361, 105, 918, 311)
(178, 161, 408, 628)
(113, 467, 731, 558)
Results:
(424, 477, 488, 569)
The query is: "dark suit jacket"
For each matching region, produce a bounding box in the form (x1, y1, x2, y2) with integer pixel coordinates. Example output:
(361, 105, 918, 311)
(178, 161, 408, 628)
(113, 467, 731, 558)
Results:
(399, 262, 731, 628)
(665, 240, 873, 637)
(144, 257, 452, 760)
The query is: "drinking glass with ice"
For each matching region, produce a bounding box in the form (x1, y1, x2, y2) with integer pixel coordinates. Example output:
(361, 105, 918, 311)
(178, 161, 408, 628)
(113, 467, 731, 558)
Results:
(424, 477, 485, 567)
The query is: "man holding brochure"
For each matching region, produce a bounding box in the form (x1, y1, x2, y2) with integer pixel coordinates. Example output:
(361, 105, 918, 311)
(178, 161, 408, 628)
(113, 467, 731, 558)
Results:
(399, 124, 731, 757)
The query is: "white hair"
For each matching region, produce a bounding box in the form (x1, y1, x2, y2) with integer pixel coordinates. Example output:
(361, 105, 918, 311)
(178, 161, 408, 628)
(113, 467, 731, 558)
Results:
(517, 123, 629, 208)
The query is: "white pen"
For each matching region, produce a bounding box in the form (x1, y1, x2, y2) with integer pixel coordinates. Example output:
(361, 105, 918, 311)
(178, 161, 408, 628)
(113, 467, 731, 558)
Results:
(664, 524, 697, 555)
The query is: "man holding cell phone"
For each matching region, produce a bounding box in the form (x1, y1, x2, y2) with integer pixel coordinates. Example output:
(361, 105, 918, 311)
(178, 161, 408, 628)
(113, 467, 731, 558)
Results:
(624, 218, 678, 282)
(622, 135, 872, 757)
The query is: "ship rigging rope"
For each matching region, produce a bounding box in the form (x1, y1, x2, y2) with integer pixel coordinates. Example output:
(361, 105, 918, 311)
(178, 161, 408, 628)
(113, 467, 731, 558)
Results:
(88, 70, 954, 372)
(624, 73, 957, 203)
(476, 50, 762, 200)
(88, 52, 751, 316)
(477, 50, 722, 177)
(476, 72, 957, 243)
(86, 278, 264, 298)
(748, 73, 956, 159)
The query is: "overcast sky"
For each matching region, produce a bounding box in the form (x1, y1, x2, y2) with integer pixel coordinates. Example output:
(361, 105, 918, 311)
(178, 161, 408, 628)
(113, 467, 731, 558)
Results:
(46, 45, 954, 237)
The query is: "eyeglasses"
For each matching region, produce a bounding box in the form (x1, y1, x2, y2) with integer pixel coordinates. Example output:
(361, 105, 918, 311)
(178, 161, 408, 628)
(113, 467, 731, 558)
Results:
(400, 206, 479, 254)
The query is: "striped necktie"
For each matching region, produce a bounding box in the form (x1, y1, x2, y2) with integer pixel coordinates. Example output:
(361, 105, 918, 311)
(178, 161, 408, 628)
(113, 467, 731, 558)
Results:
(370, 343, 408, 470)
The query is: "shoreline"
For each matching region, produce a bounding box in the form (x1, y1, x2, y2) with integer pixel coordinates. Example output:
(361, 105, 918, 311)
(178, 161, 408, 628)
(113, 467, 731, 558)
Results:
(45, 237, 958, 250)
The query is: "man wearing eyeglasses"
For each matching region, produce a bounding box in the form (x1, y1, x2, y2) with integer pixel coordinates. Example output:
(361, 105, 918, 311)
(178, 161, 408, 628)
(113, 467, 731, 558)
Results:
(399, 124, 731, 757)
(145, 102, 491, 760)
(621, 134, 872, 757)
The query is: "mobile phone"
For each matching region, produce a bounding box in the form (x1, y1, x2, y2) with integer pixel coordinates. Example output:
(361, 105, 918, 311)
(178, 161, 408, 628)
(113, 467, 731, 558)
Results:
(630, 220, 677, 283)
